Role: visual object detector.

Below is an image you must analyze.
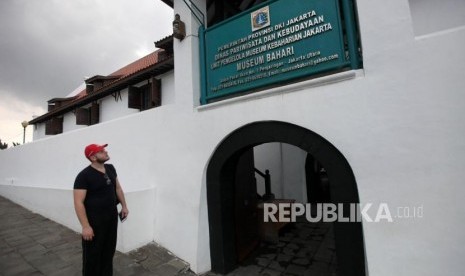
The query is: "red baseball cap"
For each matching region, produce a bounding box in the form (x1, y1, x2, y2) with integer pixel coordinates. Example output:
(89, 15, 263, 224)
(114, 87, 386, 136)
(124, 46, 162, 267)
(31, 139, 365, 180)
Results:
(84, 144, 108, 159)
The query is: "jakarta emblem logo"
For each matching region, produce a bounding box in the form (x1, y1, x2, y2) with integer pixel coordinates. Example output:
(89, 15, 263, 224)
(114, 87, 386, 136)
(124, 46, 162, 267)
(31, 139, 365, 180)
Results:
(251, 6, 270, 32)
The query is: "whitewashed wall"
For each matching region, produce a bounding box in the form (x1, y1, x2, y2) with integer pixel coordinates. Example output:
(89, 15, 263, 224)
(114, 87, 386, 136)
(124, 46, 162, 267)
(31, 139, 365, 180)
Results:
(254, 143, 308, 203)
(63, 112, 86, 133)
(1, 0, 465, 275)
(409, 0, 465, 36)
(32, 72, 175, 140)
(160, 71, 175, 105)
(99, 88, 139, 123)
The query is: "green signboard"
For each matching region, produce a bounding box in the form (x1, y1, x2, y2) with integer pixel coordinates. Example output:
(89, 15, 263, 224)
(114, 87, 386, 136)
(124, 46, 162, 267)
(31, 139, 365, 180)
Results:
(201, 0, 349, 103)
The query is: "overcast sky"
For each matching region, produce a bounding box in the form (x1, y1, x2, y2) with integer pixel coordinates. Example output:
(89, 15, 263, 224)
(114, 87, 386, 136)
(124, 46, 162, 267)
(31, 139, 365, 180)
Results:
(0, 0, 173, 145)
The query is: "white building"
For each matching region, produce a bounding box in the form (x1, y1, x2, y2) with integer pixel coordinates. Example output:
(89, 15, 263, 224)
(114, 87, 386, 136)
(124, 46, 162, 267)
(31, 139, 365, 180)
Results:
(1, 0, 464, 275)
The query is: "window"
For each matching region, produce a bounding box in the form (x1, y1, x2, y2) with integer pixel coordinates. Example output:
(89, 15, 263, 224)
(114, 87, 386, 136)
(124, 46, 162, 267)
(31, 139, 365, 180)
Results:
(75, 102, 100, 126)
(128, 78, 161, 111)
(45, 117, 63, 135)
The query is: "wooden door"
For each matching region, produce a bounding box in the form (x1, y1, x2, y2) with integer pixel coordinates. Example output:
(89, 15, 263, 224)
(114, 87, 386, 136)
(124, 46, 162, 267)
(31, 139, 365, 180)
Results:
(234, 149, 259, 262)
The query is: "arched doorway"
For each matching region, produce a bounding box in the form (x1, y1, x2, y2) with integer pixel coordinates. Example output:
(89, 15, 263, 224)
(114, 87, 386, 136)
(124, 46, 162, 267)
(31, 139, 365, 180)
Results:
(206, 121, 366, 275)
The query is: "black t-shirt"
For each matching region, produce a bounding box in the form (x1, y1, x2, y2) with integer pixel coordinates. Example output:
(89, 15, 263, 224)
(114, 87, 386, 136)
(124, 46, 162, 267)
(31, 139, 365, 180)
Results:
(74, 164, 118, 216)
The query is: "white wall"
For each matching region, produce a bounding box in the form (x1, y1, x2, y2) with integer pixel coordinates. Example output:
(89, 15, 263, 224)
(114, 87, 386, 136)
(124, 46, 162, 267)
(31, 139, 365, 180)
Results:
(409, 0, 465, 36)
(255, 143, 283, 198)
(2, 0, 465, 275)
(281, 144, 307, 203)
(32, 72, 175, 140)
(99, 88, 139, 123)
(63, 112, 86, 133)
(161, 71, 175, 105)
(32, 121, 46, 140)
(0, 185, 156, 253)
(254, 143, 307, 203)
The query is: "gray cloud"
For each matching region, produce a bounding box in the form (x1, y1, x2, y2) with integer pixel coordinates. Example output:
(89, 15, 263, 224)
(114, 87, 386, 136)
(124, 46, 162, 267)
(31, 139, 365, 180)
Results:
(0, 0, 173, 107)
(0, 0, 173, 143)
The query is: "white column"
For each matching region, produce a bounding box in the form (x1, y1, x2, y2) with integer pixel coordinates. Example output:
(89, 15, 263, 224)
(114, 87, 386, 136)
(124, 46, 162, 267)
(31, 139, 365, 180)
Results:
(173, 0, 207, 107)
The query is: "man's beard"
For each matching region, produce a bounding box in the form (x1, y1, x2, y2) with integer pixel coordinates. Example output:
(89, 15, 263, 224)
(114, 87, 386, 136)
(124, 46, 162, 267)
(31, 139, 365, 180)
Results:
(95, 156, 109, 164)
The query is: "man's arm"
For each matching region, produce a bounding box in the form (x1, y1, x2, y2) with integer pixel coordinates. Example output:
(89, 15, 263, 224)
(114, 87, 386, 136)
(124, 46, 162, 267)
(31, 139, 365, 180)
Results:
(115, 178, 129, 219)
(73, 189, 94, 241)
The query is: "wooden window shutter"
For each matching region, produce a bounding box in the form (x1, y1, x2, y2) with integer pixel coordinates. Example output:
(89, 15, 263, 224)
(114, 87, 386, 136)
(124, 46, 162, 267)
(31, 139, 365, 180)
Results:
(45, 117, 63, 135)
(54, 117, 63, 134)
(75, 108, 90, 125)
(150, 78, 161, 108)
(90, 102, 99, 125)
(128, 86, 141, 109)
(45, 120, 53, 135)
(141, 84, 150, 110)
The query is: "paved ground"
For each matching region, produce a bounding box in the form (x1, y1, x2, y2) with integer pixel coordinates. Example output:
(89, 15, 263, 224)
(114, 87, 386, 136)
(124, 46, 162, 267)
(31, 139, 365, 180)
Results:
(0, 195, 337, 276)
(0, 195, 195, 276)
(204, 217, 338, 276)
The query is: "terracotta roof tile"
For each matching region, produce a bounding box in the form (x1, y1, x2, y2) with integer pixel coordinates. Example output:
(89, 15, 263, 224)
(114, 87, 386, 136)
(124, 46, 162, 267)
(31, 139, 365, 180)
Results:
(29, 49, 173, 125)
(110, 51, 159, 78)
(75, 89, 87, 100)
(71, 50, 162, 103)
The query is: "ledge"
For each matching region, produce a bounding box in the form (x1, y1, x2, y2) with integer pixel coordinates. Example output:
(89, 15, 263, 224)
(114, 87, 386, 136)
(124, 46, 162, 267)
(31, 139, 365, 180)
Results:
(197, 69, 363, 111)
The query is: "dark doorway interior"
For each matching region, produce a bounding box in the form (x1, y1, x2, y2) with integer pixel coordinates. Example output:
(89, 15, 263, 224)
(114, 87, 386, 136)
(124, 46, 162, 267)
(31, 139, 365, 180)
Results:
(206, 121, 366, 275)
(234, 148, 260, 261)
(306, 155, 331, 204)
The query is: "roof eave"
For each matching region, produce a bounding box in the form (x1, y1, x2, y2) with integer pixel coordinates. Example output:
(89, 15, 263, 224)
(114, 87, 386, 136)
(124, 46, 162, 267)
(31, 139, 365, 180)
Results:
(85, 75, 121, 83)
(29, 56, 174, 125)
(48, 96, 77, 103)
(159, 0, 173, 8)
(155, 35, 174, 53)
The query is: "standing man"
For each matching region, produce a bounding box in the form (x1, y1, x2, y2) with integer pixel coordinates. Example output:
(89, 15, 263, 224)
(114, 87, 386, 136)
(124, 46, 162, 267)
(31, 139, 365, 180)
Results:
(73, 144, 129, 276)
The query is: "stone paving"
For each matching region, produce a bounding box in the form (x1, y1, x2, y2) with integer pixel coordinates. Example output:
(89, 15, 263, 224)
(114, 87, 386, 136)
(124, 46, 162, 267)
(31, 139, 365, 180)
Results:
(204, 217, 338, 276)
(0, 195, 194, 276)
(0, 195, 337, 276)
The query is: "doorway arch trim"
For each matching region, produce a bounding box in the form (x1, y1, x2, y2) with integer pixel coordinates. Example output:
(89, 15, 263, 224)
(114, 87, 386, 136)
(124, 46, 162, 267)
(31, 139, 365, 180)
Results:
(206, 121, 366, 275)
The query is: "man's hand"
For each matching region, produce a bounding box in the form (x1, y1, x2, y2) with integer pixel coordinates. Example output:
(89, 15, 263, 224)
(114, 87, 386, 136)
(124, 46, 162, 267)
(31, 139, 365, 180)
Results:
(120, 206, 129, 220)
(115, 178, 129, 221)
(82, 226, 94, 241)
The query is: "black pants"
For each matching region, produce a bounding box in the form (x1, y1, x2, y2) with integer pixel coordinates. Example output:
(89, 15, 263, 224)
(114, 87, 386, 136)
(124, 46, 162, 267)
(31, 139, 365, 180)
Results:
(82, 212, 118, 276)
